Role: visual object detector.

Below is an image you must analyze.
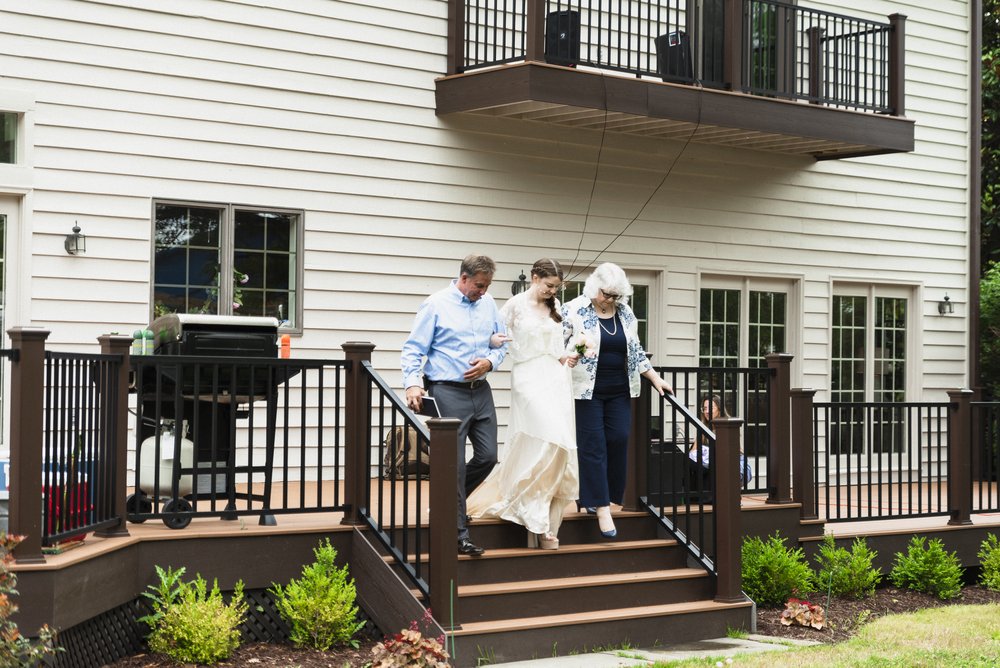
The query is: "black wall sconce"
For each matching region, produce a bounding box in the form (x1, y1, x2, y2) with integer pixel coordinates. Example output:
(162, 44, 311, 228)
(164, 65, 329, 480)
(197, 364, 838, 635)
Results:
(938, 294, 954, 315)
(511, 270, 528, 295)
(64, 223, 86, 255)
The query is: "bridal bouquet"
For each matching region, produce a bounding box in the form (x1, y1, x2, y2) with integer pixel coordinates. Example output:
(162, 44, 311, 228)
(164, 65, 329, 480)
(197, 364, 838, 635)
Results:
(573, 334, 596, 358)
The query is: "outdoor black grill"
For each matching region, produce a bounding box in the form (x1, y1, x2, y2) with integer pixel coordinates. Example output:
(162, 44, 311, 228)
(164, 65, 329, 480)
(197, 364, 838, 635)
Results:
(130, 314, 286, 528)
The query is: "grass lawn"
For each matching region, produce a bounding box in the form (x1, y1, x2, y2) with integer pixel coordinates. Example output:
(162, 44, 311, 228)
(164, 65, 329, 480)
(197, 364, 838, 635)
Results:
(653, 604, 1000, 667)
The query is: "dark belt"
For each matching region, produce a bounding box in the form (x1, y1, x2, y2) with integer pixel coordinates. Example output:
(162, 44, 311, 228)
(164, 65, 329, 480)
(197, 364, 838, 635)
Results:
(427, 379, 488, 390)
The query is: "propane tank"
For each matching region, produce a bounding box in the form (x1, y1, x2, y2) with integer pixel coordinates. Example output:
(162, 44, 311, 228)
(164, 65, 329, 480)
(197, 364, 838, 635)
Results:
(138, 421, 195, 497)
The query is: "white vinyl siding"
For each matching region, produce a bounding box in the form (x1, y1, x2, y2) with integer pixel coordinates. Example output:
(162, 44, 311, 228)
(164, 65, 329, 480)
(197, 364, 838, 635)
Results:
(0, 0, 970, 418)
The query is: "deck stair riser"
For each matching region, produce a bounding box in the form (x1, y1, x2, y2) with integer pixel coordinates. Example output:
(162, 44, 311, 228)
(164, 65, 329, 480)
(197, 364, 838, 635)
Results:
(379, 510, 755, 666)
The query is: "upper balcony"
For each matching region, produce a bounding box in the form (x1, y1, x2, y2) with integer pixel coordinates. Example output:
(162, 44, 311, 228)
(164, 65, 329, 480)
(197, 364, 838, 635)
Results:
(435, 0, 914, 160)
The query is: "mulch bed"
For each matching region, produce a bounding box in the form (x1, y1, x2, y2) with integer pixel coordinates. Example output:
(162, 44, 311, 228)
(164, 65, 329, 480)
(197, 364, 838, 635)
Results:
(754, 584, 1000, 644)
(103, 586, 1000, 666)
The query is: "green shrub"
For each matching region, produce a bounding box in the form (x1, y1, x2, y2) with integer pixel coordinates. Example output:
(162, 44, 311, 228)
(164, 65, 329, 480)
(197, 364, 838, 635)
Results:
(0, 533, 62, 667)
(814, 534, 882, 599)
(889, 536, 963, 600)
(140, 565, 247, 664)
(269, 538, 365, 651)
(977, 533, 1000, 591)
(741, 533, 815, 606)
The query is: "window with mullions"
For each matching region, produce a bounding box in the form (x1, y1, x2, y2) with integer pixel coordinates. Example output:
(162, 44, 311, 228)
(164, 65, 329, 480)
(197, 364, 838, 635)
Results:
(830, 293, 908, 455)
(560, 280, 648, 348)
(152, 202, 300, 328)
(0, 112, 16, 164)
(699, 285, 787, 458)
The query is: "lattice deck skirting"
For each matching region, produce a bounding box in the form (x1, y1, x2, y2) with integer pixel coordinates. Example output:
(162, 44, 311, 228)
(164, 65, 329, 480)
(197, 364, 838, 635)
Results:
(47, 589, 376, 668)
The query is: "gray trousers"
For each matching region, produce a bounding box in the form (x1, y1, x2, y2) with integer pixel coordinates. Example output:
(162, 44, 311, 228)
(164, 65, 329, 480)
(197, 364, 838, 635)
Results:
(428, 382, 498, 541)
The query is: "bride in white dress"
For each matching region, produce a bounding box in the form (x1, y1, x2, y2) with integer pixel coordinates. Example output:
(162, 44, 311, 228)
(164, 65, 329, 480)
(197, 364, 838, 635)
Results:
(466, 259, 580, 549)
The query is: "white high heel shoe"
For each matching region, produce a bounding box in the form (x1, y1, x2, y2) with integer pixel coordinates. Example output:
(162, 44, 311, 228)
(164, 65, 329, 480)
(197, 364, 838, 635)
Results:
(538, 533, 559, 550)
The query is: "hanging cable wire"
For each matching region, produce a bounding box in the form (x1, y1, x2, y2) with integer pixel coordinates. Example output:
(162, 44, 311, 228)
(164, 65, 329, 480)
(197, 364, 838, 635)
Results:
(566, 72, 704, 282)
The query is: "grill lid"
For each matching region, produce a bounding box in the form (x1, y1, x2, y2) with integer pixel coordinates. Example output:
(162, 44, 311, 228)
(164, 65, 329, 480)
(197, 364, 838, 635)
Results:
(150, 314, 280, 350)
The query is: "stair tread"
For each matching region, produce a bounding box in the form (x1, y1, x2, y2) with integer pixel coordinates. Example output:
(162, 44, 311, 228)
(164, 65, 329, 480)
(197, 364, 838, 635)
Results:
(451, 598, 752, 635)
(381, 538, 679, 563)
(458, 567, 707, 596)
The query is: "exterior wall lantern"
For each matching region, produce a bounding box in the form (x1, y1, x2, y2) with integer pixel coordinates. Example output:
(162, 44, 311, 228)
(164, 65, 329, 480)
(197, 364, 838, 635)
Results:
(511, 270, 528, 295)
(938, 294, 954, 315)
(64, 223, 86, 255)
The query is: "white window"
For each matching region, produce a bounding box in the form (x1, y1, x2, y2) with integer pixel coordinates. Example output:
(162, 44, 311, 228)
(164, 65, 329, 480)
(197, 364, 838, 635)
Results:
(698, 277, 793, 458)
(0, 113, 15, 164)
(152, 202, 302, 329)
(830, 285, 910, 455)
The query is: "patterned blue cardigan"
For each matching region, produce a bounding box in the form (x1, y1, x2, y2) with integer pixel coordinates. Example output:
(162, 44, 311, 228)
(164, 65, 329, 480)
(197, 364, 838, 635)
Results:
(560, 294, 653, 400)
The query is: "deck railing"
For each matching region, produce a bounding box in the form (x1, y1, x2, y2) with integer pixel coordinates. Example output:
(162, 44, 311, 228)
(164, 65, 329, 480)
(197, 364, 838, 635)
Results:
(656, 364, 772, 493)
(453, 0, 904, 114)
(342, 343, 460, 626)
(41, 350, 125, 545)
(125, 355, 348, 529)
(804, 398, 952, 522)
(970, 401, 1000, 513)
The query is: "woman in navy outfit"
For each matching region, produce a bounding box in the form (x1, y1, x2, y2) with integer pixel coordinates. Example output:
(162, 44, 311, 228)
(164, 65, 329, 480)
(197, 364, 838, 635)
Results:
(561, 263, 673, 538)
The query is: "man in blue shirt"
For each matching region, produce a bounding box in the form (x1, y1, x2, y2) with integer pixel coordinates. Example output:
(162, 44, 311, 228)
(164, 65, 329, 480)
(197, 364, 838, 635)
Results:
(402, 255, 507, 557)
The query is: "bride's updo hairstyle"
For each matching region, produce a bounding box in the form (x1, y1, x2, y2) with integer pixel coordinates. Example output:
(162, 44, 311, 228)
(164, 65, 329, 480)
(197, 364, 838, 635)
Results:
(531, 258, 564, 323)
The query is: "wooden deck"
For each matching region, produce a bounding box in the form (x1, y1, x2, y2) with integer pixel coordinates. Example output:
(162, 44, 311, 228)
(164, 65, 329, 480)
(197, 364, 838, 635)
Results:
(16, 480, 1000, 575)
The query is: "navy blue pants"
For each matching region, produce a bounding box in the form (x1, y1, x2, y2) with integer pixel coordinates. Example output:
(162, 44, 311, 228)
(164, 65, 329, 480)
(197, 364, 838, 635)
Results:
(575, 394, 631, 507)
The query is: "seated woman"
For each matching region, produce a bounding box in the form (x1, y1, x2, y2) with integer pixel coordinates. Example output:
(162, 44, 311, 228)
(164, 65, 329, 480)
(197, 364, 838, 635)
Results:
(687, 395, 752, 499)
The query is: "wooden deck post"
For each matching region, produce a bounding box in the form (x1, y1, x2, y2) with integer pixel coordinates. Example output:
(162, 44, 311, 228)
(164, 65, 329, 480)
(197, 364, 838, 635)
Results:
(766, 353, 793, 504)
(526, 0, 545, 63)
(806, 27, 825, 104)
(947, 388, 973, 526)
(95, 334, 133, 538)
(790, 388, 817, 521)
(888, 14, 907, 116)
(713, 416, 744, 603)
(723, 0, 743, 92)
(624, 356, 653, 511)
(446, 0, 465, 75)
(8, 327, 49, 563)
(428, 417, 461, 630)
(342, 342, 375, 527)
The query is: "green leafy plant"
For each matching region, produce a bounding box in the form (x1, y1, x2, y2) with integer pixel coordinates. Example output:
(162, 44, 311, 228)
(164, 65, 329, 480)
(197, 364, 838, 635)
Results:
(741, 532, 815, 606)
(268, 538, 364, 651)
(371, 608, 449, 667)
(139, 565, 247, 664)
(977, 533, 1000, 591)
(889, 536, 964, 600)
(0, 533, 62, 666)
(814, 534, 882, 599)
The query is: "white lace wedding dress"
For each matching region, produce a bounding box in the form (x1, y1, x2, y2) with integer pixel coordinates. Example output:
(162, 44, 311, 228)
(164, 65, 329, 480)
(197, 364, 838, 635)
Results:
(466, 292, 579, 536)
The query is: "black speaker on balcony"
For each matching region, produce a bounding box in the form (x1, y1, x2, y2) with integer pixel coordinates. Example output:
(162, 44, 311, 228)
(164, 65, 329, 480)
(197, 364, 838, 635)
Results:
(545, 10, 580, 66)
(655, 30, 693, 81)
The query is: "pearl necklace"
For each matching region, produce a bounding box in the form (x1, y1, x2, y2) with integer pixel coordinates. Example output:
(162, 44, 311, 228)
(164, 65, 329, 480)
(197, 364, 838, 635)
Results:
(598, 313, 618, 336)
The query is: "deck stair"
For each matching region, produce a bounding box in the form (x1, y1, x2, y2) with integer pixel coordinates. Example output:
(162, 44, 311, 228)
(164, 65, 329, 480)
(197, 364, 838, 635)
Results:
(389, 509, 754, 666)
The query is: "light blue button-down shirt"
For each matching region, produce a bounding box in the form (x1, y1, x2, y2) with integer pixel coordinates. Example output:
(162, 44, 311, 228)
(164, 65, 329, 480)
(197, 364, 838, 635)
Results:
(401, 280, 506, 389)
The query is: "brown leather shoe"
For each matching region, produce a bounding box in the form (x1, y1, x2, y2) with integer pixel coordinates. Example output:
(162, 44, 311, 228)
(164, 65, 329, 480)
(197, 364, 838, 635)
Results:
(457, 539, 485, 557)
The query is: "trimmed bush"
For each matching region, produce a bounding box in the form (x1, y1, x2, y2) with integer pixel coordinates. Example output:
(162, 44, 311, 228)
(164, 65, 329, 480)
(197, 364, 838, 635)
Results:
(814, 533, 882, 599)
(269, 538, 365, 651)
(140, 565, 247, 664)
(742, 533, 815, 606)
(978, 533, 1000, 592)
(889, 536, 963, 600)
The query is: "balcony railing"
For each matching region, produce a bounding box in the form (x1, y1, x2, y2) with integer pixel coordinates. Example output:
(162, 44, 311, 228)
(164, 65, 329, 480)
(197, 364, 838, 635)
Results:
(452, 0, 904, 115)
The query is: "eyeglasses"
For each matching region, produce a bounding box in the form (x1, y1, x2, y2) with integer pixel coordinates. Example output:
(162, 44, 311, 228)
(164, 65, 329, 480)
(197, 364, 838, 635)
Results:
(600, 289, 621, 301)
